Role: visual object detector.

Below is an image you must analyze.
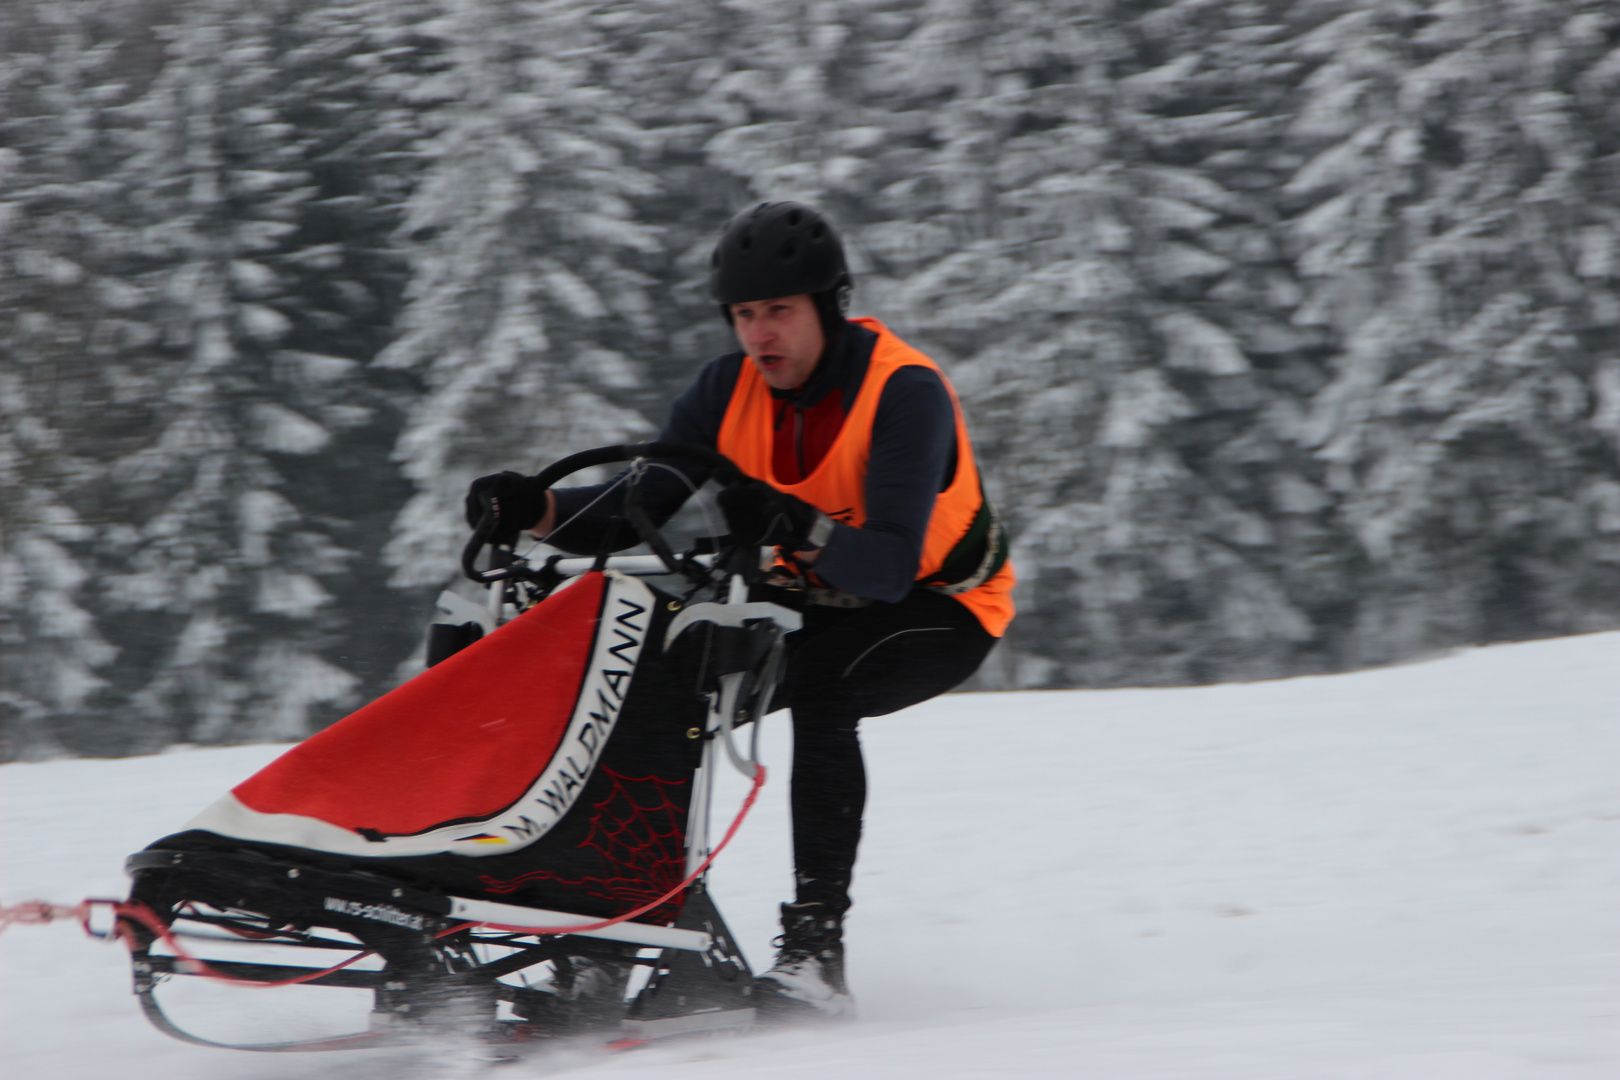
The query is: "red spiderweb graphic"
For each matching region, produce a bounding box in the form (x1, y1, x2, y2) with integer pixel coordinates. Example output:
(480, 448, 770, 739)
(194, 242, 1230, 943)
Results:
(476, 768, 689, 921)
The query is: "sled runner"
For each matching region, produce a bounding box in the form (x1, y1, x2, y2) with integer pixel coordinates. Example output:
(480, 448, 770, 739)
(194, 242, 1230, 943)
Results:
(121, 444, 798, 1052)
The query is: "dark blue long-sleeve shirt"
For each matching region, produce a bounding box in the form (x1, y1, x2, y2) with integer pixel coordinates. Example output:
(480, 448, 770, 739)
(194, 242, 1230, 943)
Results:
(547, 323, 956, 603)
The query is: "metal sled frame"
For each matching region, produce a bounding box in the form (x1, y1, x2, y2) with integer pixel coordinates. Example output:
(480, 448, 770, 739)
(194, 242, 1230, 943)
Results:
(124, 845, 754, 1051)
(121, 445, 798, 1052)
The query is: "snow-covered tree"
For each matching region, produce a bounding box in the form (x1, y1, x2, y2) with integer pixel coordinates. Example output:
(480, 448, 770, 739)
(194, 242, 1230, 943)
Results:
(0, 0, 160, 757)
(379, 0, 664, 586)
(90, 2, 361, 748)
(1282, 0, 1620, 662)
(3, 0, 444, 756)
(555, 0, 1348, 686)
(827, 0, 1340, 685)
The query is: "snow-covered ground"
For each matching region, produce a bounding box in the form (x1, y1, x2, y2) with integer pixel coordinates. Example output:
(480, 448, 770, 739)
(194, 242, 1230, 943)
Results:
(3, 632, 1616, 1079)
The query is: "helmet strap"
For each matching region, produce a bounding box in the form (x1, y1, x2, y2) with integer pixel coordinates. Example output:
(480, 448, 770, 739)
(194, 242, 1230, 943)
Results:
(811, 278, 851, 346)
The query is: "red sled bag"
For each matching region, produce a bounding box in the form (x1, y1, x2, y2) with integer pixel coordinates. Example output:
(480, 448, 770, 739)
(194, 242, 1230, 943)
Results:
(155, 569, 706, 922)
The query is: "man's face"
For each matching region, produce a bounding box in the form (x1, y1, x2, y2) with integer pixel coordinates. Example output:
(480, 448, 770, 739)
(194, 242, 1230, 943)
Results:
(730, 294, 825, 391)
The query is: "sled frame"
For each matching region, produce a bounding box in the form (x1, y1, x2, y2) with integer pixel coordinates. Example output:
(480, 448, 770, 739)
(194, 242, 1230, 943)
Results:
(125, 537, 794, 1051)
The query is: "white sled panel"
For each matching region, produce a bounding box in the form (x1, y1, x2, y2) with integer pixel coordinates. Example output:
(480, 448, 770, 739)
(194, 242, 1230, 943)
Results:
(445, 896, 711, 951)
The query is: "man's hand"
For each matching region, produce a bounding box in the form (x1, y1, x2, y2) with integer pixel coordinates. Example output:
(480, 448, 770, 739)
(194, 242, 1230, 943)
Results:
(464, 471, 551, 546)
(718, 480, 831, 551)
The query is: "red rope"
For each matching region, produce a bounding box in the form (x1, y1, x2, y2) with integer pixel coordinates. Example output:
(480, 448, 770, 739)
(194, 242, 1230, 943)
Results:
(0, 900, 99, 934)
(0, 764, 769, 988)
(0, 898, 376, 988)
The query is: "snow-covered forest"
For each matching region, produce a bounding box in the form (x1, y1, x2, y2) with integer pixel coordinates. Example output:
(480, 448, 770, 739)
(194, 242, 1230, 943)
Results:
(4, 0, 1619, 759)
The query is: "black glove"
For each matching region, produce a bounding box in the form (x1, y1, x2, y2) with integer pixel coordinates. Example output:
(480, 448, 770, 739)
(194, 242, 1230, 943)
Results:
(464, 471, 548, 547)
(717, 480, 829, 551)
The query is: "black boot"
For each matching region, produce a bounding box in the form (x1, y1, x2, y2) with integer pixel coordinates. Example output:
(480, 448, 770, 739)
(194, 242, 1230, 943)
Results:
(754, 901, 855, 1021)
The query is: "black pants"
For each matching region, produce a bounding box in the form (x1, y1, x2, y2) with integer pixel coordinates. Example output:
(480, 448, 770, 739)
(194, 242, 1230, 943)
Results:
(762, 586, 998, 914)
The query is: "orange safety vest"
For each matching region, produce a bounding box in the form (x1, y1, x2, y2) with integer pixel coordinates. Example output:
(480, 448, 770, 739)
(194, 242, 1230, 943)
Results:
(717, 317, 1016, 637)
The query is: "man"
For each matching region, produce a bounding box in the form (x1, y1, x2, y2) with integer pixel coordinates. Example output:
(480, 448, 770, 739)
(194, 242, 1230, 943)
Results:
(467, 202, 1015, 1020)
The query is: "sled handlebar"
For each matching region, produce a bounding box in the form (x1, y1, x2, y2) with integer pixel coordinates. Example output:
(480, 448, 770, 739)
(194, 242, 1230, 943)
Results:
(528, 441, 745, 492)
(462, 442, 749, 583)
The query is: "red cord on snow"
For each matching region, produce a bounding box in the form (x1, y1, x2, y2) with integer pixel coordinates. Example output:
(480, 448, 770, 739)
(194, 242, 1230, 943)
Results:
(0, 899, 107, 935)
(0, 764, 767, 990)
(0, 895, 388, 989)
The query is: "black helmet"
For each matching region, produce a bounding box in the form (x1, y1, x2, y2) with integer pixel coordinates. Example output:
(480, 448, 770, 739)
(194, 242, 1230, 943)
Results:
(709, 202, 851, 311)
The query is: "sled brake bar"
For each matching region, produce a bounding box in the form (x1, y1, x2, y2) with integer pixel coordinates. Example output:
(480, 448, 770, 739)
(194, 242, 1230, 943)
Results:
(551, 553, 716, 577)
(446, 896, 712, 951)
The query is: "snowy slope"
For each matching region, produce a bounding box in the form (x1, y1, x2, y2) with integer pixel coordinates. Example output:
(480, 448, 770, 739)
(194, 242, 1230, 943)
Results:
(3, 632, 1616, 1079)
